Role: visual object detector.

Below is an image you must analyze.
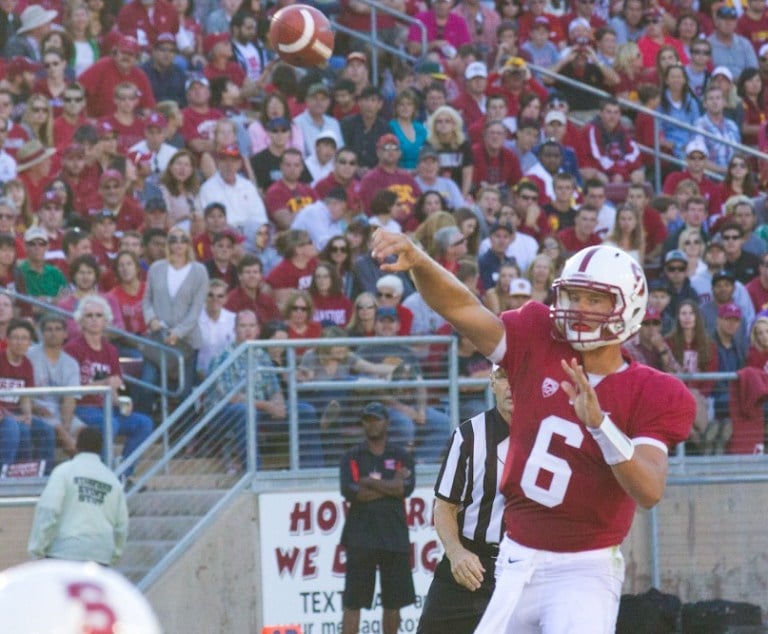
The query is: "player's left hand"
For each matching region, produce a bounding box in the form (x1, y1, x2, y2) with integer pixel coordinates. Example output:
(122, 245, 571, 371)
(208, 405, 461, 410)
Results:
(560, 358, 603, 428)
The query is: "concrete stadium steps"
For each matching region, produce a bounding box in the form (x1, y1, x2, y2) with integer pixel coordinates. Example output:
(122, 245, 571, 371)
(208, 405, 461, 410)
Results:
(128, 515, 200, 541)
(128, 489, 227, 517)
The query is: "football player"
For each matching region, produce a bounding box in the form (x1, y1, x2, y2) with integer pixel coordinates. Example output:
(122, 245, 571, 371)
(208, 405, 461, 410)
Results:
(370, 233, 695, 633)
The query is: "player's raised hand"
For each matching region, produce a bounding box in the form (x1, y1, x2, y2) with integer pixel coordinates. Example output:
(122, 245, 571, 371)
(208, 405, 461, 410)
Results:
(370, 229, 425, 273)
(560, 358, 604, 428)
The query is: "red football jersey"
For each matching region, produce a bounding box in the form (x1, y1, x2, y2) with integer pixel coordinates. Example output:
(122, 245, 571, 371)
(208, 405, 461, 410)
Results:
(499, 302, 695, 552)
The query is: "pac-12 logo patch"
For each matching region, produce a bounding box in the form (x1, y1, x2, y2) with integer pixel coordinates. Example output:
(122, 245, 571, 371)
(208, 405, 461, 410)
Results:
(542, 377, 559, 398)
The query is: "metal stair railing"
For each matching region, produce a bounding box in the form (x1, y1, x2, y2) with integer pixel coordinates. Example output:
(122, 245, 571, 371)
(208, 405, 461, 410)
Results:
(328, 0, 427, 85)
(527, 62, 768, 193)
(1, 288, 187, 418)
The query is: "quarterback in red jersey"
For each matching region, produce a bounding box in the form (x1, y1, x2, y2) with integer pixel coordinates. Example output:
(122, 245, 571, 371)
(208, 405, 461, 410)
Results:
(370, 234, 695, 633)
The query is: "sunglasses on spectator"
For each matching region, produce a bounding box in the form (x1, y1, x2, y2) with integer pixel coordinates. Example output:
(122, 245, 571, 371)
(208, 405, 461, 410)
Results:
(31, 107, 47, 113)
(683, 240, 701, 246)
(269, 128, 289, 133)
(357, 304, 375, 310)
(722, 234, 741, 240)
(26, 240, 47, 247)
(83, 312, 105, 318)
(377, 291, 396, 299)
(208, 292, 226, 299)
(168, 235, 190, 244)
(63, 96, 84, 103)
(330, 245, 348, 253)
(666, 265, 686, 272)
(518, 194, 538, 202)
(692, 49, 711, 55)
(291, 305, 309, 312)
(337, 159, 357, 166)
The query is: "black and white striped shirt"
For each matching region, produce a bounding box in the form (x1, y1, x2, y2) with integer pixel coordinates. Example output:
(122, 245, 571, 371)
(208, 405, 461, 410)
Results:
(434, 408, 509, 546)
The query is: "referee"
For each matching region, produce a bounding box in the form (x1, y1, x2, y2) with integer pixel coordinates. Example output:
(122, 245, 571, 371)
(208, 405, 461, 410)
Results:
(417, 364, 512, 634)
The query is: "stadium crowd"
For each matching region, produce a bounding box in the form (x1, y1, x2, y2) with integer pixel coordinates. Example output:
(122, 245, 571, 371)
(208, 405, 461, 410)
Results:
(0, 0, 768, 474)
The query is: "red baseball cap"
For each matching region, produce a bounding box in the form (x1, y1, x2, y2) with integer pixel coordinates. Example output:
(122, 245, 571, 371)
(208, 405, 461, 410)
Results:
(217, 144, 241, 159)
(377, 133, 400, 149)
(203, 32, 230, 56)
(99, 169, 124, 185)
(144, 111, 167, 130)
(116, 35, 140, 55)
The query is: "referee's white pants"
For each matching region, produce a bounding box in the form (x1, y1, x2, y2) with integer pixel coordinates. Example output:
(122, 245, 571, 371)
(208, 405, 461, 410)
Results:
(473, 535, 625, 634)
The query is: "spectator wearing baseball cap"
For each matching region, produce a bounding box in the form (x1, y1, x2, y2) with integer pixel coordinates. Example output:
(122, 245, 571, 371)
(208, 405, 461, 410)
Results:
(116, 0, 179, 56)
(202, 32, 246, 88)
(16, 140, 56, 210)
(661, 142, 720, 212)
(712, 299, 746, 452)
(78, 35, 157, 119)
(358, 133, 422, 220)
(93, 169, 146, 235)
(520, 16, 560, 77)
(19, 225, 68, 302)
(179, 76, 224, 157)
(52, 83, 89, 150)
(140, 32, 187, 107)
(294, 83, 343, 158)
(710, 5, 757, 80)
(128, 111, 176, 175)
(623, 306, 670, 370)
(344, 51, 370, 97)
(450, 62, 488, 124)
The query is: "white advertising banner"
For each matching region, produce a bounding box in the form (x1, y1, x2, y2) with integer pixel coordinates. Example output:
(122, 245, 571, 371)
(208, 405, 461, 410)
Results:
(258, 487, 440, 633)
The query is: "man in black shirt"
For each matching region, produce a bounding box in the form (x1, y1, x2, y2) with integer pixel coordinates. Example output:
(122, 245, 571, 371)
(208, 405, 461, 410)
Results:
(340, 86, 389, 172)
(339, 402, 416, 634)
(417, 365, 512, 634)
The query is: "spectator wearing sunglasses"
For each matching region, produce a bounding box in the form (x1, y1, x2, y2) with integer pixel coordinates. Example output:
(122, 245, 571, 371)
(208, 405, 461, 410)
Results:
(314, 147, 363, 216)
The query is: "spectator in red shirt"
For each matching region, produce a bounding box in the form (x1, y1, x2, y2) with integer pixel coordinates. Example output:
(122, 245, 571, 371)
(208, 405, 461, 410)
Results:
(100, 82, 146, 152)
(314, 147, 363, 216)
(264, 147, 317, 230)
(283, 289, 322, 355)
(265, 229, 318, 310)
(580, 96, 644, 183)
(116, 0, 179, 53)
(662, 137, 721, 214)
(557, 205, 602, 255)
(78, 35, 156, 119)
(450, 61, 489, 124)
(0, 318, 55, 474)
(309, 262, 353, 327)
(224, 254, 280, 324)
(471, 119, 522, 198)
(57, 142, 99, 217)
(202, 32, 246, 86)
(52, 83, 90, 151)
(16, 139, 55, 211)
(90, 169, 144, 235)
(180, 76, 224, 158)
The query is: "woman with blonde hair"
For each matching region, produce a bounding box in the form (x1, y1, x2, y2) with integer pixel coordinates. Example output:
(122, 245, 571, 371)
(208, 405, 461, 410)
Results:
(747, 316, 768, 371)
(346, 291, 378, 337)
(411, 211, 456, 255)
(603, 203, 645, 263)
(526, 253, 555, 305)
(425, 105, 473, 199)
(143, 226, 209, 398)
(21, 94, 54, 147)
(612, 41, 645, 101)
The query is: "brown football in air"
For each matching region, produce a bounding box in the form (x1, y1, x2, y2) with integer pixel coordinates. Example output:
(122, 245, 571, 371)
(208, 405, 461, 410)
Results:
(268, 4, 335, 68)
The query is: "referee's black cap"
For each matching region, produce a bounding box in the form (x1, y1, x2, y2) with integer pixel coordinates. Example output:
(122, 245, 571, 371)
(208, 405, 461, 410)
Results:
(361, 402, 388, 421)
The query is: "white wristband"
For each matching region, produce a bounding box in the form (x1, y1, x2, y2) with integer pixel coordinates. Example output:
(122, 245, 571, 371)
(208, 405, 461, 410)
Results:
(588, 414, 635, 465)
